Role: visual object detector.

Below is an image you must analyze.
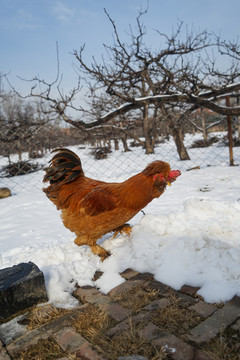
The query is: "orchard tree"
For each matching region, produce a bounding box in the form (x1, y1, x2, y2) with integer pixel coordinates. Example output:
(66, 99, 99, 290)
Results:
(9, 9, 240, 159)
(0, 94, 56, 161)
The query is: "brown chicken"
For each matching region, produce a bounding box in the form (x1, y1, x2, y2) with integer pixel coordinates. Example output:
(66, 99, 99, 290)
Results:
(43, 148, 181, 260)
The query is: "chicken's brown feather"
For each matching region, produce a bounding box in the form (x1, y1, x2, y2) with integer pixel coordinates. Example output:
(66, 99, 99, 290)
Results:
(43, 148, 179, 260)
(81, 187, 116, 216)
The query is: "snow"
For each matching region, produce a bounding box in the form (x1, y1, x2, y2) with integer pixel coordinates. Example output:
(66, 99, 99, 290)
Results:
(0, 140, 240, 309)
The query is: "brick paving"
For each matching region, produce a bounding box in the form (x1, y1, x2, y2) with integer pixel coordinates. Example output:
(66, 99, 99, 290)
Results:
(0, 268, 240, 360)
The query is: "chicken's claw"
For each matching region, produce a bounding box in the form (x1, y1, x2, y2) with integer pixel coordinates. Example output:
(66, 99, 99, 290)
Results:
(112, 223, 132, 239)
(90, 245, 111, 261)
(100, 250, 111, 262)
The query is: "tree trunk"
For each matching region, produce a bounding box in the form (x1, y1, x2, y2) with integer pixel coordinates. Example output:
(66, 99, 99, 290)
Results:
(236, 96, 240, 139)
(143, 104, 154, 154)
(121, 132, 130, 152)
(160, 104, 190, 161)
(172, 126, 190, 160)
(152, 106, 159, 147)
(18, 139, 22, 161)
(114, 139, 119, 150)
(201, 109, 208, 141)
(238, 116, 240, 139)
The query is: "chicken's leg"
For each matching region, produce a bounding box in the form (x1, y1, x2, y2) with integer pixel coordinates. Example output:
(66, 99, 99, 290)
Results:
(74, 235, 110, 261)
(74, 235, 89, 246)
(90, 245, 110, 261)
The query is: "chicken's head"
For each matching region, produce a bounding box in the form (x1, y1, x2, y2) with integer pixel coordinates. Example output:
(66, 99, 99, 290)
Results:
(153, 169, 181, 186)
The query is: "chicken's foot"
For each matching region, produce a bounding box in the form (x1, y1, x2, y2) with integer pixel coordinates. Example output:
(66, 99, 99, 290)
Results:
(90, 245, 111, 261)
(112, 223, 132, 239)
(74, 235, 110, 261)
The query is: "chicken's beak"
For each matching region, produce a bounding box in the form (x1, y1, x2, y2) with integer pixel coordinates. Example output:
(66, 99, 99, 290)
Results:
(167, 182, 171, 186)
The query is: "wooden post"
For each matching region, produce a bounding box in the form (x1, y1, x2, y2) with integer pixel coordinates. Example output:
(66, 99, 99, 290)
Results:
(226, 96, 234, 166)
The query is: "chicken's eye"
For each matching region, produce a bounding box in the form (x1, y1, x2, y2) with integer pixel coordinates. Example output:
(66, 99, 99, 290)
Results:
(153, 174, 165, 182)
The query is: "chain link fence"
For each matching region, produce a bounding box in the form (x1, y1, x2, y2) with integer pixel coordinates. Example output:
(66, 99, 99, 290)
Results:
(0, 111, 240, 193)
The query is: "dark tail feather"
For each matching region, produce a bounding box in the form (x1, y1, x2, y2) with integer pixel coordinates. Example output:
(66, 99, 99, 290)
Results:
(43, 148, 84, 185)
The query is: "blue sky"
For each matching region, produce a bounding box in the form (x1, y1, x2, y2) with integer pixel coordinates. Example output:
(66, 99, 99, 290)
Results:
(1, 0, 240, 94)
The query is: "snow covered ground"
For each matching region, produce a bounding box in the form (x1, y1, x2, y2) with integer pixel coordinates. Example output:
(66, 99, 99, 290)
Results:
(0, 139, 240, 308)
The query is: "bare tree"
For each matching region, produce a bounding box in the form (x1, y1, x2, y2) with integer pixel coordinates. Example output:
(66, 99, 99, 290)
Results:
(8, 9, 240, 160)
(0, 94, 58, 162)
(70, 10, 240, 158)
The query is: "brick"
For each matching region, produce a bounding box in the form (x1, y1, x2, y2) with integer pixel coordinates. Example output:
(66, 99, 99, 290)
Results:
(6, 327, 49, 357)
(140, 322, 161, 340)
(0, 340, 12, 360)
(76, 341, 104, 360)
(145, 280, 170, 296)
(140, 323, 194, 360)
(147, 285, 196, 308)
(130, 272, 154, 281)
(100, 301, 131, 322)
(118, 356, 148, 360)
(189, 301, 217, 319)
(107, 312, 152, 337)
(226, 295, 240, 308)
(154, 333, 194, 360)
(0, 313, 29, 345)
(231, 318, 240, 331)
(108, 280, 145, 297)
(180, 284, 201, 296)
(143, 297, 170, 311)
(6, 305, 86, 357)
(194, 349, 211, 360)
(170, 292, 197, 306)
(54, 326, 86, 353)
(44, 305, 88, 334)
(0, 348, 12, 360)
(120, 269, 140, 280)
(73, 287, 111, 305)
(187, 296, 240, 344)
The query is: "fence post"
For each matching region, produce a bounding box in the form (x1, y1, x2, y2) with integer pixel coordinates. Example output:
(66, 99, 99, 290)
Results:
(226, 96, 234, 166)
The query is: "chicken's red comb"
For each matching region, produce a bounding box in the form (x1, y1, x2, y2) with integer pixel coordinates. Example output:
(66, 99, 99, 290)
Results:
(167, 170, 181, 182)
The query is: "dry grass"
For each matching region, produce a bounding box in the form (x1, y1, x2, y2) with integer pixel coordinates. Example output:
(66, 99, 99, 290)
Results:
(72, 303, 114, 342)
(97, 320, 170, 360)
(203, 328, 240, 360)
(20, 305, 70, 330)
(152, 296, 202, 336)
(71, 303, 170, 359)
(112, 284, 159, 313)
(16, 337, 68, 360)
